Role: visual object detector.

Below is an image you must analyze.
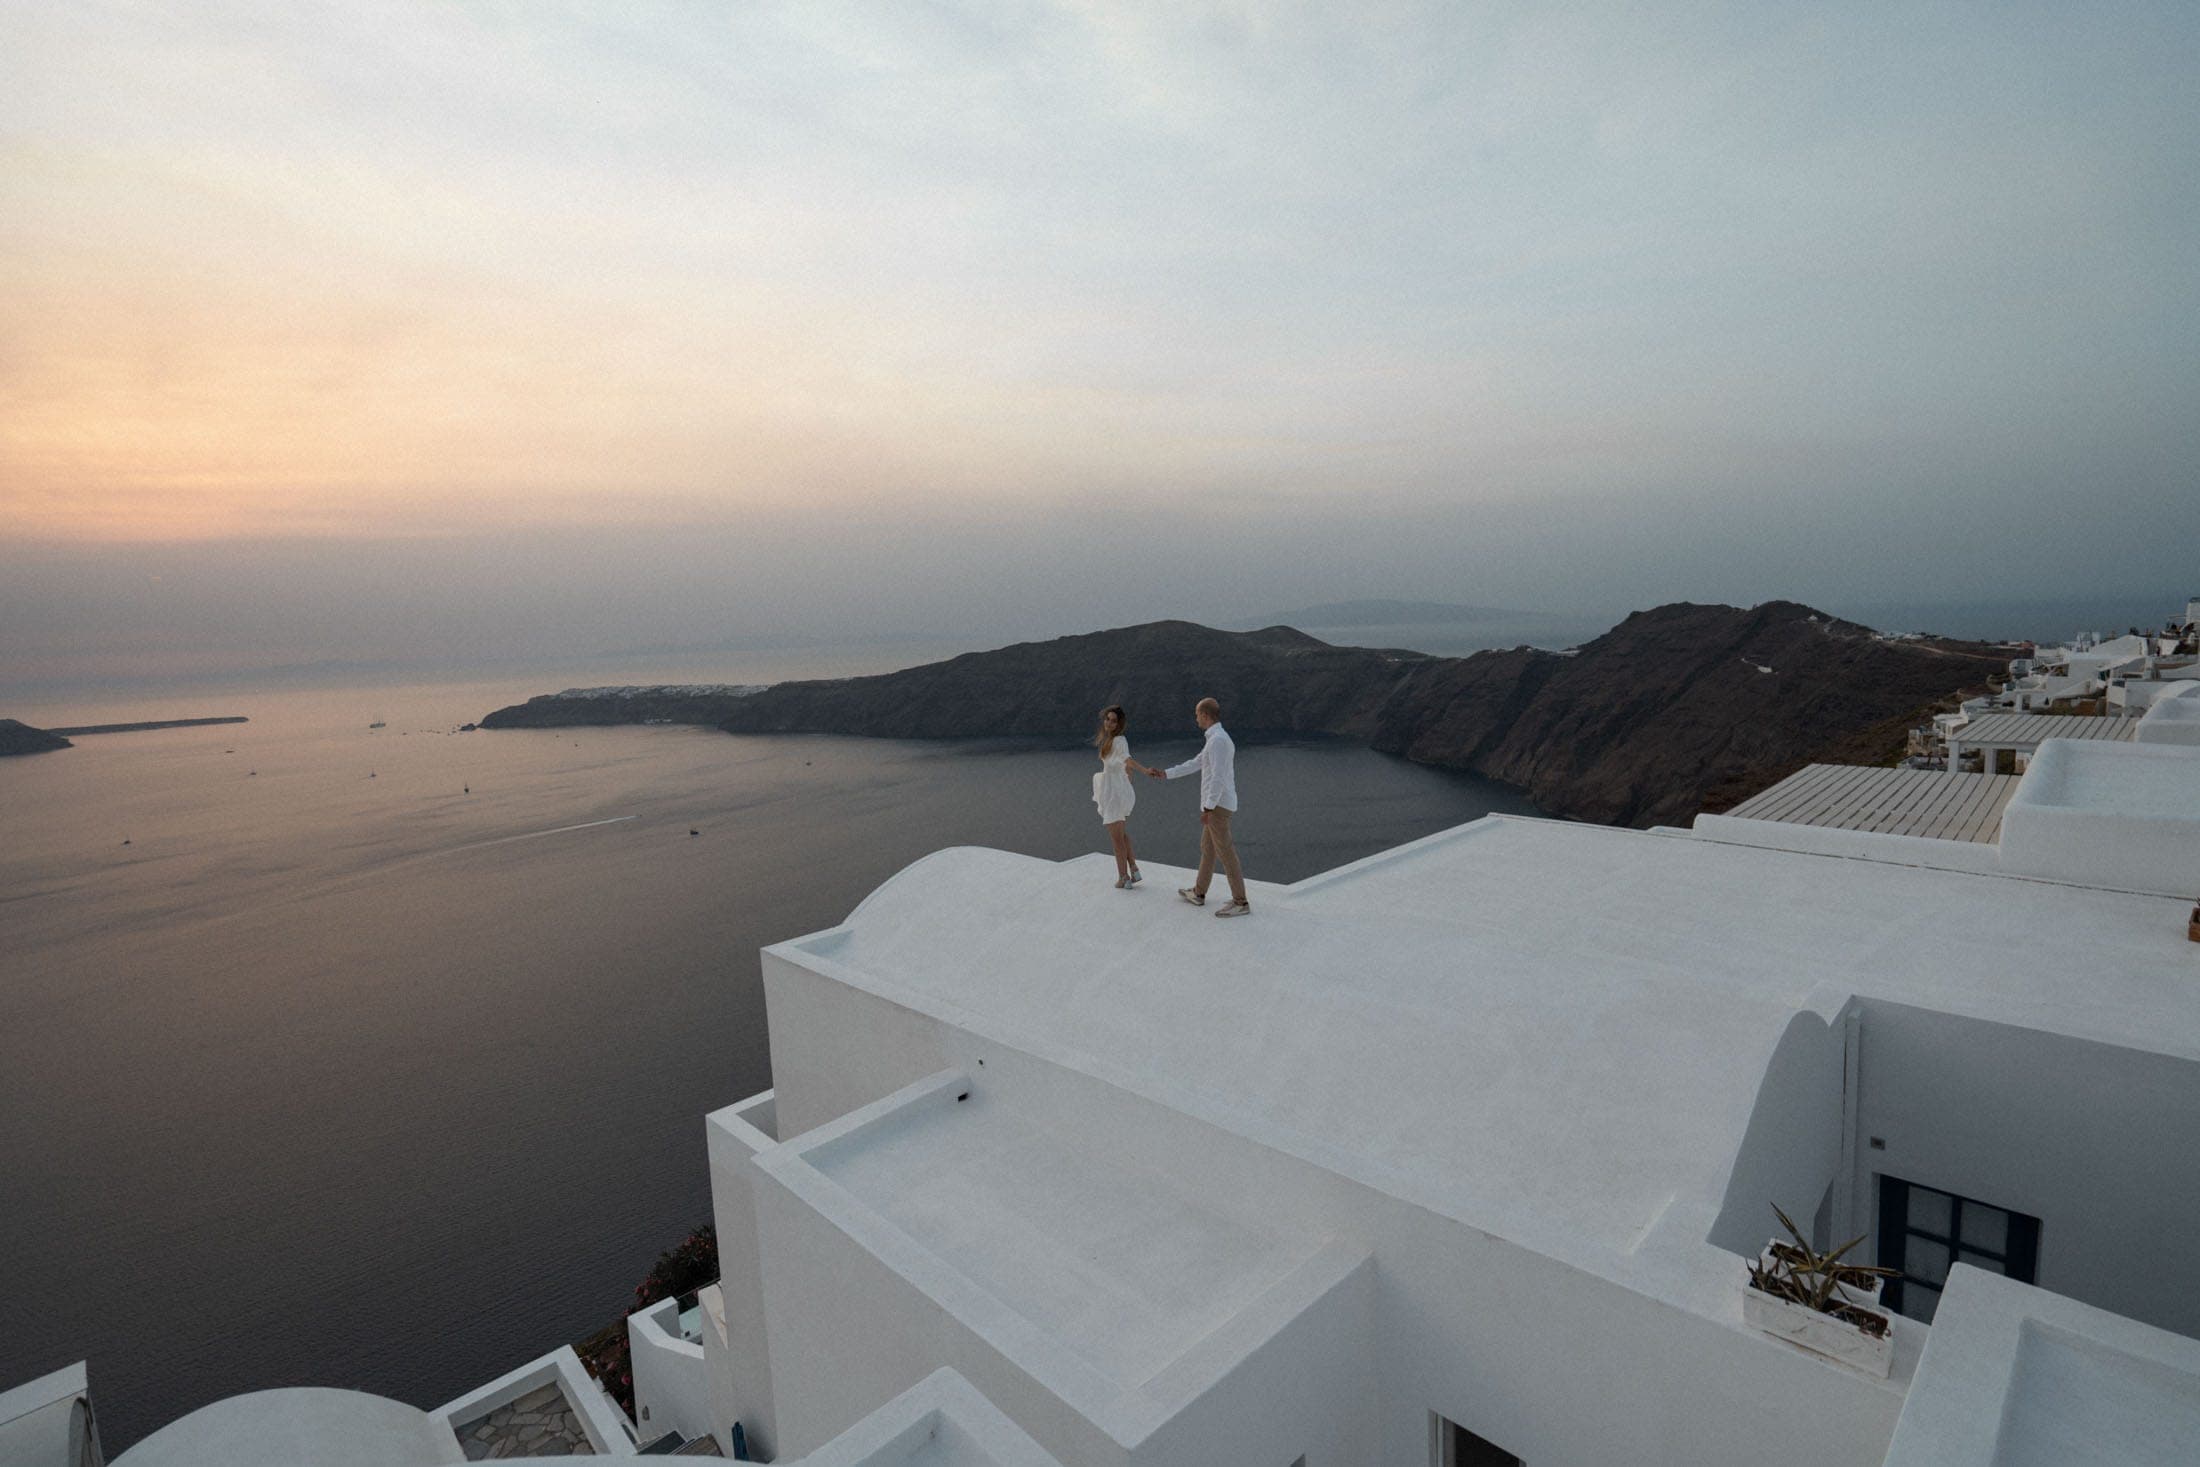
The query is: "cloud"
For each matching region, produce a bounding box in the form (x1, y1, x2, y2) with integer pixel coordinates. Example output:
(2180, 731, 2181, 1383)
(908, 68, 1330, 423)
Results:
(1, 1, 2196, 668)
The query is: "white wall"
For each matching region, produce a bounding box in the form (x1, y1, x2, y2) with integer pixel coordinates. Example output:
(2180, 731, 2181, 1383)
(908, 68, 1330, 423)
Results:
(1851, 1001, 2200, 1341)
(705, 1091, 782, 1460)
(629, 1301, 712, 1447)
(0, 1364, 97, 1467)
(1134, 1258, 1376, 1467)
(1708, 1011, 1848, 1258)
(763, 945, 955, 1141)
(788, 1370, 1070, 1467)
(1366, 1207, 1905, 1467)
(752, 1142, 1132, 1467)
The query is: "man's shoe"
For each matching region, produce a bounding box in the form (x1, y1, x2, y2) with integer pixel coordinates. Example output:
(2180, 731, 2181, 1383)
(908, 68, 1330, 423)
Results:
(1215, 901, 1252, 918)
(1178, 888, 1205, 906)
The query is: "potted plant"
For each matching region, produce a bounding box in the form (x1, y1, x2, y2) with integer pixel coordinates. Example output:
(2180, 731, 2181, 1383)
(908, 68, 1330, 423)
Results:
(1743, 1205, 1900, 1377)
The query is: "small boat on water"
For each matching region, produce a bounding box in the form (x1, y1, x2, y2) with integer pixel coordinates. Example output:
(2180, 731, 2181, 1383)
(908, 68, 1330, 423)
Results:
(368, 720, 386, 729)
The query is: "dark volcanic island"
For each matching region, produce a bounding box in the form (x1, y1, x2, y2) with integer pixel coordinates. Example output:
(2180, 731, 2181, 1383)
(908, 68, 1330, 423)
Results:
(0, 718, 75, 756)
(483, 602, 2011, 827)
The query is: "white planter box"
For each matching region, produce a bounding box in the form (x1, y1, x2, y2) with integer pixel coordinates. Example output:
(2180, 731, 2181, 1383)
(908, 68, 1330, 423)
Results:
(1743, 1284, 1894, 1378)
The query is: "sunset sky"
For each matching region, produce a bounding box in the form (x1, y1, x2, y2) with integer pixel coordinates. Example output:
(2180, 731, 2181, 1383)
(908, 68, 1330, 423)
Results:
(4, 3, 2197, 683)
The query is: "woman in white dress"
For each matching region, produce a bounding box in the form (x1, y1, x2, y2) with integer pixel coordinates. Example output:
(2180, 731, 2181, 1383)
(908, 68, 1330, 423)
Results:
(1093, 705, 1155, 889)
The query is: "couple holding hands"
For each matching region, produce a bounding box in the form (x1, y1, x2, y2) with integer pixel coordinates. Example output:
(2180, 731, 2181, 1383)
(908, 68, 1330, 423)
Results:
(1092, 697, 1250, 917)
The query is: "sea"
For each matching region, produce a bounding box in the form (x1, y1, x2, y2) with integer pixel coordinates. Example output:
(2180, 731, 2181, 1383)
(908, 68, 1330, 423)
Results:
(0, 651, 1540, 1449)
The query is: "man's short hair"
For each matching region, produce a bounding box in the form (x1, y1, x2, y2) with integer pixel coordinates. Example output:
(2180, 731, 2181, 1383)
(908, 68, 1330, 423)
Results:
(1196, 697, 1221, 720)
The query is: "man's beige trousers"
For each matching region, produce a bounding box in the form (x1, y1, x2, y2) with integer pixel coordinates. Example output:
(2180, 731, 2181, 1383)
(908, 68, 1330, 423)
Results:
(1196, 807, 1248, 905)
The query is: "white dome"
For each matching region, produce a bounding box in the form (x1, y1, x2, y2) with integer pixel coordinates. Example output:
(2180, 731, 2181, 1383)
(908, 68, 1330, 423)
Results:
(112, 1388, 453, 1467)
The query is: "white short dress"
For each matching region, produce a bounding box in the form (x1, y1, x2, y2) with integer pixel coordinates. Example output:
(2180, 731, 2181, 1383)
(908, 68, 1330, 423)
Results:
(1093, 737, 1136, 824)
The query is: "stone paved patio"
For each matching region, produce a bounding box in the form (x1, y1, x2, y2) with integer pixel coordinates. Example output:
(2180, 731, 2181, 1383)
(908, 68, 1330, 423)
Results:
(456, 1382, 595, 1459)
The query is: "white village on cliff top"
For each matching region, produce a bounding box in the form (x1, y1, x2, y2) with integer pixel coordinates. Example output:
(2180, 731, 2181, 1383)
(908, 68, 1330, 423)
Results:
(8, 601, 2200, 1467)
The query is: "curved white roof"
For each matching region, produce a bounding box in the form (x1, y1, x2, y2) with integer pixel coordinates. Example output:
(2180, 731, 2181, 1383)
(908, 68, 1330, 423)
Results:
(111, 1388, 454, 1467)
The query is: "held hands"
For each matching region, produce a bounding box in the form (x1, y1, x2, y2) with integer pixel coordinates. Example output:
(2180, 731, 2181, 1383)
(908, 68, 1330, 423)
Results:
(1148, 767, 1165, 780)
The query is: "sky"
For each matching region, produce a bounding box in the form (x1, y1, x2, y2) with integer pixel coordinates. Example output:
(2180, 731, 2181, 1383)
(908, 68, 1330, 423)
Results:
(3, 2, 2197, 686)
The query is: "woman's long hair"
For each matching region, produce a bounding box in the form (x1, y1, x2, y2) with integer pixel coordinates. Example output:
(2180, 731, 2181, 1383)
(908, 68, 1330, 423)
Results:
(1096, 705, 1127, 758)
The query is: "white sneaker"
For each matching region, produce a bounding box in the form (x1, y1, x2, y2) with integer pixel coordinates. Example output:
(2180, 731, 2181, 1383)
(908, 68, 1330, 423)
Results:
(1178, 887, 1205, 906)
(1215, 901, 1252, 918)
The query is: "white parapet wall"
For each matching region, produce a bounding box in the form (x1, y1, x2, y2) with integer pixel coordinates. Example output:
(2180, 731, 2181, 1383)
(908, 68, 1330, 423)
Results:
(628, 1300, 710, 1447)
(1881, 1267, 2200, 1467)
(1998, 739, 2200, 896)
(786, 1369, 1067, 1467)
(704, 1088, 782, 1460)
(2133, 680, 2200, 742)
(1683, 815, 2008, 877)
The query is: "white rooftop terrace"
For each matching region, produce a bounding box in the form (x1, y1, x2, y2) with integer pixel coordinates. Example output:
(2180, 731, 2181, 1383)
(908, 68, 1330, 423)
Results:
(774, 812, 2200, 1286)
(793, 1075, 1333, 1391)
(2012, 735, 2200, 816)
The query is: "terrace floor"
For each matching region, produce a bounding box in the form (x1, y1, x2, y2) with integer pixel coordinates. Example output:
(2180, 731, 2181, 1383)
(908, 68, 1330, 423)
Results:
(1724, 764, 2022, 843)
(455, 1383, 595, 1459)
(813, 1091, 1328, 1389)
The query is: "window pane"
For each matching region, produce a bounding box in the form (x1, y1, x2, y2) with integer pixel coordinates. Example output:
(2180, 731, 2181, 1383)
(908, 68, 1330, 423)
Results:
(1956, 1247, 2007, 1278)
(1960, 1204, 2008, 1254)
(1907, 1237, 1951, 1286)
(1907, 1186, 1953, 1236)
(1908, 1283, 1941, 1324)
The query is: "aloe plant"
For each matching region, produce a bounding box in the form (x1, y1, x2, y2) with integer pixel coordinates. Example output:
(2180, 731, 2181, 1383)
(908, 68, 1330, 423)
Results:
(1747, 1205, 1900, 1337)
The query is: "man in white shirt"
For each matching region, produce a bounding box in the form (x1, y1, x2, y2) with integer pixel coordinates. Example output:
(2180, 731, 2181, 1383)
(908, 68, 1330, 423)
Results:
(1150, 696, 1249, 916)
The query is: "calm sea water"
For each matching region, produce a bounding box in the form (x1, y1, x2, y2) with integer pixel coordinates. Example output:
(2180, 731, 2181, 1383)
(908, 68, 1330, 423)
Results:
(0, 667, 1538, 1448)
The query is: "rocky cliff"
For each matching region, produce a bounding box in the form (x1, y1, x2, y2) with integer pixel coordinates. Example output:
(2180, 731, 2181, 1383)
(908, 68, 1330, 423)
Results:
(0, 719, 74, 756)
(1363, 601, 2006, 825)
(483, 604, 2010, 827)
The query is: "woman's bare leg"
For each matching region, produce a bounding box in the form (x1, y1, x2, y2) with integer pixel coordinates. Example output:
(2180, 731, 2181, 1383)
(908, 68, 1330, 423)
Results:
(1107, 822, 1130, 881)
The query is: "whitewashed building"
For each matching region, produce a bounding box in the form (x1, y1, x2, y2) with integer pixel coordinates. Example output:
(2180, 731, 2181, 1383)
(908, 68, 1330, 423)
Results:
(677, 733, 2200, 1467)
(11, 740, 2200, 1466)
(1976, 596, 2200, 720)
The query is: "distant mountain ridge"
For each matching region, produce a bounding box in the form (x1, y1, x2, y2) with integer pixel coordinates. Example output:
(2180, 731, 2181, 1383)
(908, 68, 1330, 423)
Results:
(1248, 598, 1569, 629)
(484, 601, 2010, 827)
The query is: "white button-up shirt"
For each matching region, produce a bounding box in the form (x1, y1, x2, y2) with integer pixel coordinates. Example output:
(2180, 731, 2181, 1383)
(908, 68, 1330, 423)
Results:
(1165, 722, 1238, 811)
